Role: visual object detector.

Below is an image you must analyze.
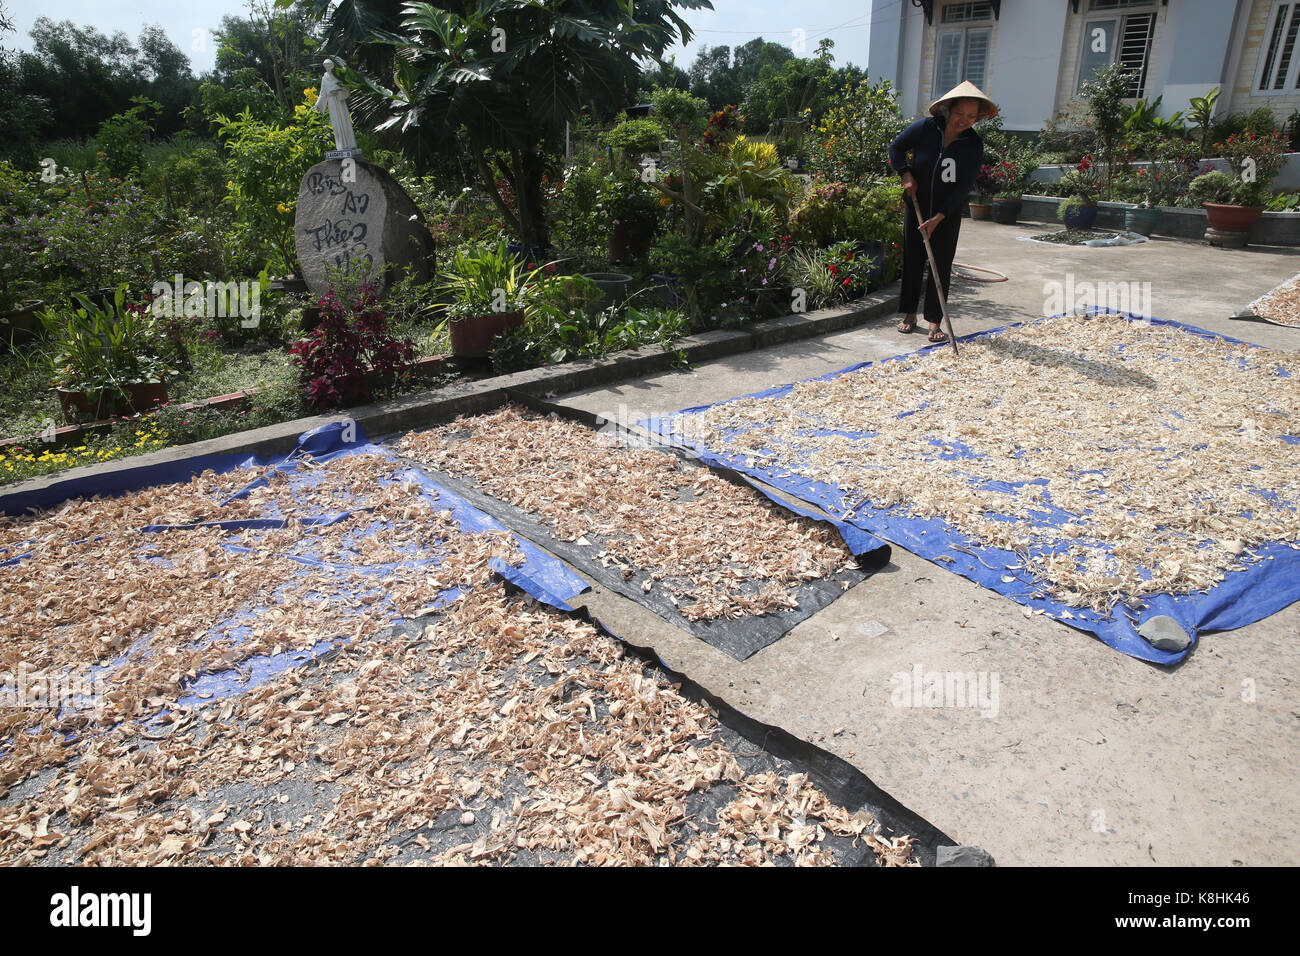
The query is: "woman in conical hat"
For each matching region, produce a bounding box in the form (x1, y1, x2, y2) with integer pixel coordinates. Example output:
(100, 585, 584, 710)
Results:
(887, 81, 998, 343)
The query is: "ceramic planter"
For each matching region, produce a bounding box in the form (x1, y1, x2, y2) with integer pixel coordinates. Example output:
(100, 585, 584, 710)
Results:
(651, 273, 683, 308)
(582, 272, 634, 308)
(0, 299, 45, 351)
(969, 202, 992, 220)
(1124, 206, 1161, 236)
(991, 199, 1022, 224)
(1062, 202, 1099, 230)
(448, 310, 525, 358)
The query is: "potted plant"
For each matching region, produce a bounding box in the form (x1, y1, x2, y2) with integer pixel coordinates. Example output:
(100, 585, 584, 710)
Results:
(969, 164, 997, 220)
(990, 146, 1040, 224)
(603, 172, 661, 263)
(434, 237, 555, 357)
(1200, 131, 1288, 245)
(1057, 155, 1102, 229)
(0, 214, 47, 351)
(1124, 140, 1198, 236)
(40, 284, 175, 423)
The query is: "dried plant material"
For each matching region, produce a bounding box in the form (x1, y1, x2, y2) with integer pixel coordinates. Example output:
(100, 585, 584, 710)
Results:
(656, 314, 1300, 614)
(397, 406, 857, 621)
(1247, 272, 1300, 327)
(1, 452, 910, 867)
(0, 452, 525, 789)
(0, 582, 910, 867)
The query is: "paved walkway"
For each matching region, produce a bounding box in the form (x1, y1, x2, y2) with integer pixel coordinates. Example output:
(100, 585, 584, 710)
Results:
(548, 219, 1300, 865)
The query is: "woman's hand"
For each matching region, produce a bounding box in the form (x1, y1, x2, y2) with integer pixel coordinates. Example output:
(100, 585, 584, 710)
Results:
(901, 172, 917, 199)
(917, 212, 945, 238)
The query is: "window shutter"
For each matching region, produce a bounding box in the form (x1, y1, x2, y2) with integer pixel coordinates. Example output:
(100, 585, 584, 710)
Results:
(935, 33, 964, 92)
(965, 29, 991, 87)
(1118, 13, 1155, 96)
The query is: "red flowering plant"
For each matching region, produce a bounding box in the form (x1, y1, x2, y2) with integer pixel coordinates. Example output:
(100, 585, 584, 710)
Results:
(289, 278, 416, 412)
(973, 164, 998, 203)
(1057, 154, 1102, 203)
(1218, 131, 1288, 206)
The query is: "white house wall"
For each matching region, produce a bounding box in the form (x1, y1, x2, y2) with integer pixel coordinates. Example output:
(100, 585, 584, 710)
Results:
(989, 1, 1069, 131)
(1146, 0, 1237, 118)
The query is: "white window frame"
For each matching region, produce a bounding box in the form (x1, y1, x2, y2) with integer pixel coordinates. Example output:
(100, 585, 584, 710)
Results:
(1074, 1, 1158, 98)
(933, 3, 993, 95)
(1253, 0, 1300, 95)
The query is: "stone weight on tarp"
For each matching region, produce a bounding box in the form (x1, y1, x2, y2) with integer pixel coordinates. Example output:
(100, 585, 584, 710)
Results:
(294, 158, 435, 298)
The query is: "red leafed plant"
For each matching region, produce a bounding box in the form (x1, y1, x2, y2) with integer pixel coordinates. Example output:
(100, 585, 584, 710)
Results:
(289, 283, 416, 411)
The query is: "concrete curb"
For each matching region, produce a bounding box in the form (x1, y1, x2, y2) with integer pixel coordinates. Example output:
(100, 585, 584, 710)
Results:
(0, 286, 899, 503)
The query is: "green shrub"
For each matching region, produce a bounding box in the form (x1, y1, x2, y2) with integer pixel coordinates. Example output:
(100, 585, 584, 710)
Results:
(93, 98, 160, 180)
(806, 77, 904, 182)
(601, 118, 666, 157)
(212, 92, 333, 275)
(1185, 170, 1237, 205)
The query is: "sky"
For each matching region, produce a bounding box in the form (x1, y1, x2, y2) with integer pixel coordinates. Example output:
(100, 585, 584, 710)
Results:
(3, 0, 873, 76)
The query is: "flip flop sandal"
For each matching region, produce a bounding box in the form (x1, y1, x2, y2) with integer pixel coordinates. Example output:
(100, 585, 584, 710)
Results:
(897, 319, 917, 333)
(927, 328, 948, 343)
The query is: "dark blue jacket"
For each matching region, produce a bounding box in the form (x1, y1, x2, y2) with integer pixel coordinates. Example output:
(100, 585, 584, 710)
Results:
(888, 116, 984, 221)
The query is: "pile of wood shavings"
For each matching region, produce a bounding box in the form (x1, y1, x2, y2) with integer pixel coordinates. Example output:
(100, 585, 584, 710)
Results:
(0, 584, 914, 866)
(0, 452, 524, 790)
(398, 406, 858, 621)
(663, 313, 1300, 613)
(1248, 272, 1300, 327)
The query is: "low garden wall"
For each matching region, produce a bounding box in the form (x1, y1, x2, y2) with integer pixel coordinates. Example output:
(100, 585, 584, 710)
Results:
(1014, 194, 1300, 246)
(1029, 153, 1300, 189)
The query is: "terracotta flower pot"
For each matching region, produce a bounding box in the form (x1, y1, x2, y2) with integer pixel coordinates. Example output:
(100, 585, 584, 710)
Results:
(969, 202, 992, 220)
(448, 310, 525, 358)
(1203, 203, 1264, 233)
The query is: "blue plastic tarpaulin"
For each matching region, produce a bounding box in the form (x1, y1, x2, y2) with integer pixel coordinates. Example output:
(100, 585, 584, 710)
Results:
(640, 311, 1300, 665)
(0, 421, 588, 712)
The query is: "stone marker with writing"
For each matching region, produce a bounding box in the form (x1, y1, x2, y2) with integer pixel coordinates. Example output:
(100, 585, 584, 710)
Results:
(294, 158, 435, 297)
(294, 59, 434, 297)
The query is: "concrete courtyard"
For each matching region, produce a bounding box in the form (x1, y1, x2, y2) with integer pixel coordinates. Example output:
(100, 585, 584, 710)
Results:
(548, 218, 1300, 866)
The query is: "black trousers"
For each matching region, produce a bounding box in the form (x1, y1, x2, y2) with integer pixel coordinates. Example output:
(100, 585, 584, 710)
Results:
(899, 197, 961, 326)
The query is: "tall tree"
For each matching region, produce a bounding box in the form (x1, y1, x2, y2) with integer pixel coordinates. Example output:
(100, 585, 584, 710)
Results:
(202, 0, 321, 122)
(0, 2, 45, 164)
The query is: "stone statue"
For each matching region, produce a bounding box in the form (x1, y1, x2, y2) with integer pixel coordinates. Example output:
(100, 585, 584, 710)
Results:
(313, 58, 358, 152)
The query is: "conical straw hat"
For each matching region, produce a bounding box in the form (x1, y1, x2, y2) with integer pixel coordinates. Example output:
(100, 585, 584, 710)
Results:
(928, 80, 998, 120)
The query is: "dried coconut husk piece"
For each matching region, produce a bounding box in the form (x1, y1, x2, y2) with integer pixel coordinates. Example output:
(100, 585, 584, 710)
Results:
(1247, 271, 1300, 327)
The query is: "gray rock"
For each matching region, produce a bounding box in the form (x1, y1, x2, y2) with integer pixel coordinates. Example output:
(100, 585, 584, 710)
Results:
(294, 158, 435, 298)
(935, 844, 996, 867)
(1138, 615, 1191, 652)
